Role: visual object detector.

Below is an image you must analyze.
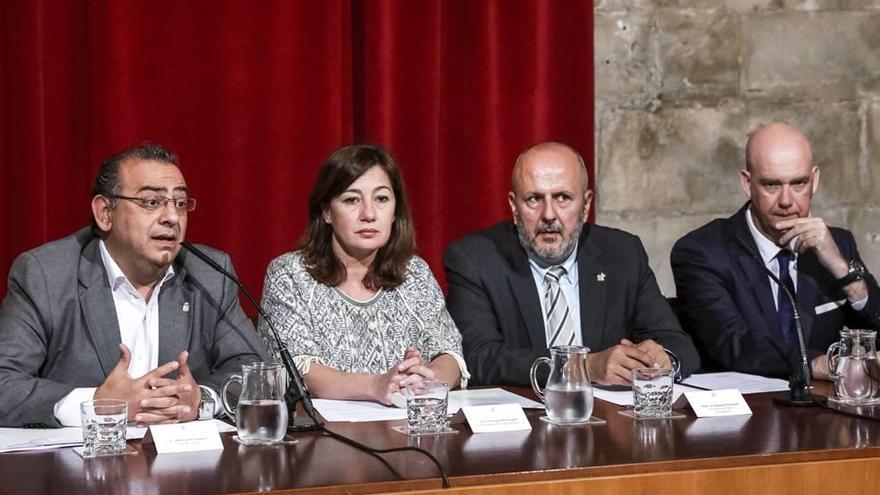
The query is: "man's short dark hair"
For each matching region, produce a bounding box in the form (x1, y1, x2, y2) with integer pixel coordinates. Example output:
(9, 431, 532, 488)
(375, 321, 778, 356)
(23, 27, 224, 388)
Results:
(92, 143, 179, 198)
(90, 143, 179, 232)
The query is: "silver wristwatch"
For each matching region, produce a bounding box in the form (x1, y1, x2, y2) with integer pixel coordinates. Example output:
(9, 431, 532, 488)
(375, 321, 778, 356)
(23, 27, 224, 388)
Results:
(198, 385, 216, 420)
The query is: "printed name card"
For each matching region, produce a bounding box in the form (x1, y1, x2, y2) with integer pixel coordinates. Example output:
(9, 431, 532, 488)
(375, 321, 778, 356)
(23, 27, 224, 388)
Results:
(144, 421, 224, 454)
(462, 403, 532, 433)
(684, 389, 753, 417)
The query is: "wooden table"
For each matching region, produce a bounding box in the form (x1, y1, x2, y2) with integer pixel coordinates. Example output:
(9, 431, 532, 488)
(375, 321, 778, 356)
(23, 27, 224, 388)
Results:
(2, 384, 879, 495)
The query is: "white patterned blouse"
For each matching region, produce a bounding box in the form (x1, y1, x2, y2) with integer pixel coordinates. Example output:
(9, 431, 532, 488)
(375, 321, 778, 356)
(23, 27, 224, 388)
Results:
(258, 251, 469, 387)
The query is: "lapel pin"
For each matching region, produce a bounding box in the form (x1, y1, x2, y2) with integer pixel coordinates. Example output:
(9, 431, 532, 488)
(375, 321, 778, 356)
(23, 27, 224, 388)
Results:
(596, 273, 606, 282)
(182, 302, 190, 313)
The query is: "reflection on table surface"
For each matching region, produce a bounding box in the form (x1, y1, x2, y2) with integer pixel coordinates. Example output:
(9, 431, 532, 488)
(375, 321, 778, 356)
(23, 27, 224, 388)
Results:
(3, 383, 880, 495)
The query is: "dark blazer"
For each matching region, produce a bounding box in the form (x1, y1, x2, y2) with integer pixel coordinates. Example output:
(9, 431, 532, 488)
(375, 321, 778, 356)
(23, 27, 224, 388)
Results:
(444, 221, 700, 386)
(0, 228, 269, 427)
(671, 203, 880, 378)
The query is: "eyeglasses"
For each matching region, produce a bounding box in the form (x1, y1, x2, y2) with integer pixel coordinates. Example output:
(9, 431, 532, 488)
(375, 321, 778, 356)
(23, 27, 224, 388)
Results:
(106, 195, 197, 212)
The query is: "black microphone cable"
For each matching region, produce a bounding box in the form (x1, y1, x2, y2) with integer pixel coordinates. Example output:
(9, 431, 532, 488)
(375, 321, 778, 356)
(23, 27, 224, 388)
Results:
(734, 236, 817, 406)
(179, 241, 452, 488)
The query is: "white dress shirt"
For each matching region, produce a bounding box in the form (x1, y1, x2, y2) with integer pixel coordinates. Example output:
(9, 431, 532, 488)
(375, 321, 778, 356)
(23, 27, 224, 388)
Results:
(528, 242, 582, 347)
(52, 240, 174, 426)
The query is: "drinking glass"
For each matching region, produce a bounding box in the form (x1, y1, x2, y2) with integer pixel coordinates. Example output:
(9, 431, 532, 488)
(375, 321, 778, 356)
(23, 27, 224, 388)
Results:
(404, 380, 449, 433)
(80, 399, 127, 457)
(633, 368, 674, 418)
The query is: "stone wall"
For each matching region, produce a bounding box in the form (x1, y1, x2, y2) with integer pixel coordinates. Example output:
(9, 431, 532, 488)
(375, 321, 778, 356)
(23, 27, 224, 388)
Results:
(594, 0, 880, 296)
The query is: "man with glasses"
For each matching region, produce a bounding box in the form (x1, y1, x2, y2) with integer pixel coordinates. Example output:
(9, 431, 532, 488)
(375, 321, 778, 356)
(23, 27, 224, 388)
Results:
(0, 143, 266, 427)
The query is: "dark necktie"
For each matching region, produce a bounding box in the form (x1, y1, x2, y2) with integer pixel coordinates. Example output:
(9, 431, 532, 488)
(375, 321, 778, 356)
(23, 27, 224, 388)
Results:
(776, 249, 796, 347)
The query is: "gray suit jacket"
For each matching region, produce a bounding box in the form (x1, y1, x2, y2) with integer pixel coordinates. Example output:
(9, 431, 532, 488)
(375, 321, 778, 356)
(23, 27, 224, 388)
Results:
(444, 221, 700, 386)
(0, 228, 268, 427)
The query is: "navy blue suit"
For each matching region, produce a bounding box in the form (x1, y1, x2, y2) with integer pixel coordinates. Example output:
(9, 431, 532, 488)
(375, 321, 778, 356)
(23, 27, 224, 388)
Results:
(671, 204, 880, 378)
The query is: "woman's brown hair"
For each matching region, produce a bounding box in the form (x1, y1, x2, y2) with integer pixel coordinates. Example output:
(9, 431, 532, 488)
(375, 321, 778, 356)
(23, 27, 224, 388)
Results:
(299, 143, 415, 289)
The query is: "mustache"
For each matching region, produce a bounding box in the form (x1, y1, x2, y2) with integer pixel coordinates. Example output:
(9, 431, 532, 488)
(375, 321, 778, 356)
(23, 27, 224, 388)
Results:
(534, 224, 563, 235)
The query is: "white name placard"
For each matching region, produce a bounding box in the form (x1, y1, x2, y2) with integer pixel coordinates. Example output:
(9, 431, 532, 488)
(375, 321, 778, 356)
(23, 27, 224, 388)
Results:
(146, 421, 224, 454)
(685, 389, 753, 417)
(462, 403, 531, 433)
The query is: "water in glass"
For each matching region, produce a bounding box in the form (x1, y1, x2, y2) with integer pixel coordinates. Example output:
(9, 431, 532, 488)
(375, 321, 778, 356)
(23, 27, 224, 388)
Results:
(81, 400, 127, 456)
(544, 385, 594, 424)
(633, 368, 673, 418)
(222, 362, 289, 445)
(405, 380, 449, 433)
(530, 346, 594, 424)
(828, 329, 880, 405)
(236, 399, 288, 444)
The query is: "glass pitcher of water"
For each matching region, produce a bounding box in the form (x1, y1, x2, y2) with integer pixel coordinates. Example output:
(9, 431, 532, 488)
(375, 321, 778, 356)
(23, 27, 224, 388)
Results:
(530, 345, 594, 424)
(222, 361, 289, 445)
(827, 329, 880, 405)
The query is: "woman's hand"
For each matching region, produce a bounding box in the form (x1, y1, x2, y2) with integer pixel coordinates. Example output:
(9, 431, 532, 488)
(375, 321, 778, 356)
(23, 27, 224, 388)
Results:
(370, 352, 424, 404)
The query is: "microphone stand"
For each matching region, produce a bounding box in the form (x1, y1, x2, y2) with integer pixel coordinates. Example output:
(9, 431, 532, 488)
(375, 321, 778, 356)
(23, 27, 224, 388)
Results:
(179, 241, 322, 430)
(735, 236, 816, 406)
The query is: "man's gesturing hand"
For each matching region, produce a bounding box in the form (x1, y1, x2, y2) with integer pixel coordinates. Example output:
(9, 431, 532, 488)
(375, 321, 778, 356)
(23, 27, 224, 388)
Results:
(132, 351, 201, 426)
(94, 344, 183, 423)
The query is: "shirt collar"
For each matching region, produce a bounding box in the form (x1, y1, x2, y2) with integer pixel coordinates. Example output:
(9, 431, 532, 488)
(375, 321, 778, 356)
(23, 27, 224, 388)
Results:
(98, 240, 175, 293)
(744, 207, 797, 265)
(527, 240, 580, 284)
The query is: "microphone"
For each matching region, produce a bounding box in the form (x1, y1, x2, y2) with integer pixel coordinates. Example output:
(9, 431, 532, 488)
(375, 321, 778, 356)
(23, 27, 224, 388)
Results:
(179, 241, 321, 428)
(734, 236, 816, 406)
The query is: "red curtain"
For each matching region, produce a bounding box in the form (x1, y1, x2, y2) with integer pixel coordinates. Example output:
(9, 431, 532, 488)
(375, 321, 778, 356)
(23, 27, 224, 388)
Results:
(1, 0, 593, 300)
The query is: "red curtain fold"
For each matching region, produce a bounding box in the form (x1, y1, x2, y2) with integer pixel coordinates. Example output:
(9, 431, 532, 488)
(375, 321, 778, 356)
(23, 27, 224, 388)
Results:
(0, 0, 593, 300)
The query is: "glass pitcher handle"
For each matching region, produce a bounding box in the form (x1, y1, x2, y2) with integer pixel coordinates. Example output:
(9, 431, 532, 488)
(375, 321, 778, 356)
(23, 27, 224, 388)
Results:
(530, 357, 551, 401)
(221, 374, 242, 420)
(826, 342, 842, 380)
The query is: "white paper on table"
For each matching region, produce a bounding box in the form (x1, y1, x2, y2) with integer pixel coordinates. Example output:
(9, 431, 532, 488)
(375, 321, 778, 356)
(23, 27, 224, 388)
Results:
(0, 419, 235, 454)
(593, 383, 702, 407)
(681, 372, 789, 394)
(312, 388, 543, 423)
(448, 388, 544, 411)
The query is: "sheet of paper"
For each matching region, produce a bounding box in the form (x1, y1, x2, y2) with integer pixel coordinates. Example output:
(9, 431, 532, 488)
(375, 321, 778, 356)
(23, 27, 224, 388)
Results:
(312, 388, 544, 423)
(681, 372, 789, 394)
(449, 388, 544, 411)
(593, 383, 701, 407)
(0, 419, 235, 454)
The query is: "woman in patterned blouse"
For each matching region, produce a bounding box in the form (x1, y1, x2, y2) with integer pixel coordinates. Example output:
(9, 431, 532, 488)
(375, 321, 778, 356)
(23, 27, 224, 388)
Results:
(259, 144, 468, 404)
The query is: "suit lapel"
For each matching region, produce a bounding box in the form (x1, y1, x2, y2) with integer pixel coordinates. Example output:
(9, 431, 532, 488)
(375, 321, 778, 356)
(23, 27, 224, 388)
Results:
(508, 262, 546, 349)
(577, 227, 607, 351)
(794, 251, 822, 345)
(158, 268, 194, 367)
(78, 238, 121, 377)
(730, 207, 790, 355)
(500, 224, 547, 348)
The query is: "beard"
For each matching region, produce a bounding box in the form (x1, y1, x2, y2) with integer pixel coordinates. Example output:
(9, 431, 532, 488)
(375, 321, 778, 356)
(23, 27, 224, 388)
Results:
(514, 214, 583, 267)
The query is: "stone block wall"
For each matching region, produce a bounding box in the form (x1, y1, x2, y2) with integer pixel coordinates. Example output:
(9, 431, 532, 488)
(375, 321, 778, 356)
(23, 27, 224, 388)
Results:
(594, 0, 880, 296)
